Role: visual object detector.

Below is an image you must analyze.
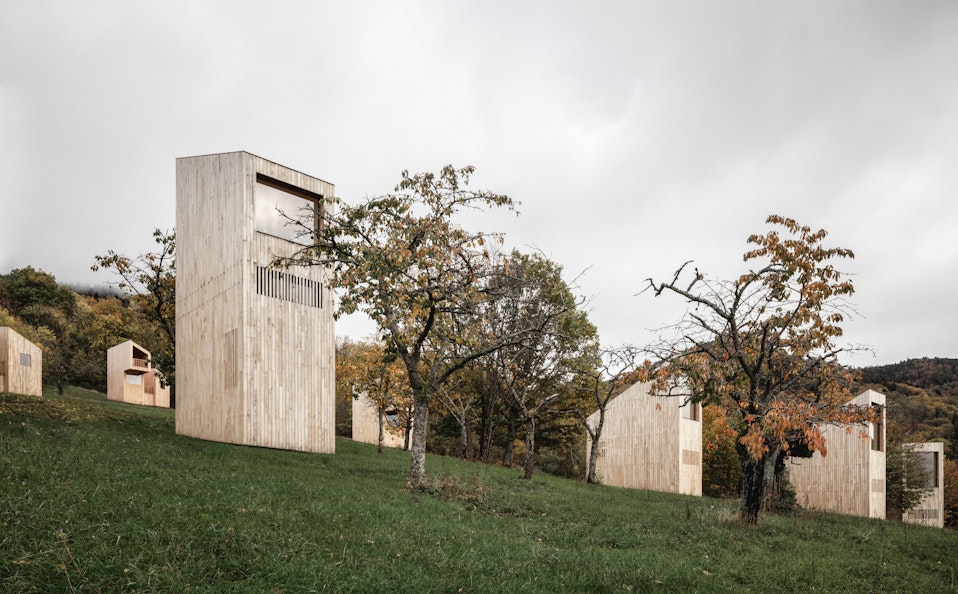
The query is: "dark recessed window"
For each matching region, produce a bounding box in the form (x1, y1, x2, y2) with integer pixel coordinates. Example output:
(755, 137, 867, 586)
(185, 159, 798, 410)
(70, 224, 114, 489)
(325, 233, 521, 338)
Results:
(919, 451, 939, 488)
(254, 174, 321, 245)
(681, 401, 700, 422)
(871, 418, 884, 452)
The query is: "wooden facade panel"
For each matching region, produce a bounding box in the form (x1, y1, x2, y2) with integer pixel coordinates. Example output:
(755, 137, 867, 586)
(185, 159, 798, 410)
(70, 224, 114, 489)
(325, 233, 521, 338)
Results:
(106, 340, 170, 408)
(902, 442, 945, 528)
(788, 390, 886, 519)
(586, 381, 702, 496)
(176, 152, 335, 453)
(351, 393, 407, 449)
(0, 327, 42, 396)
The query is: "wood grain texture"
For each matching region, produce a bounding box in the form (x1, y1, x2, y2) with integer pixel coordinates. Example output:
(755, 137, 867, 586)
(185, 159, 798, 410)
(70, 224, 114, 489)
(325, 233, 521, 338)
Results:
(902, 442, 945, 528)
(788, 389, 887, 519)
(175, 152, 335, 453)
(0, 327, 42, 396)
(106, 340, 170, 408)
(351, 393, 407, 449)
(586, 381, 702, 496)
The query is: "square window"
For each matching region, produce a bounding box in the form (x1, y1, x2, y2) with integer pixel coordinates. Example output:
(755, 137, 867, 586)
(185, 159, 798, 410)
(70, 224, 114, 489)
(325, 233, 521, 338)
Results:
(19, 353, 31, 368)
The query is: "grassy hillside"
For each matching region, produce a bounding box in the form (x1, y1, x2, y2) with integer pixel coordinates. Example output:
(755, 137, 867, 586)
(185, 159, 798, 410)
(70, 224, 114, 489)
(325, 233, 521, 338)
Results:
(2, 388, 958, 593)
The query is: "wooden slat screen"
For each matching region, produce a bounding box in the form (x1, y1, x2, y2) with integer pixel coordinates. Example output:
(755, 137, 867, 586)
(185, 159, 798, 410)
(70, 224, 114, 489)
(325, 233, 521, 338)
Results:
(255, 266, 323, 308)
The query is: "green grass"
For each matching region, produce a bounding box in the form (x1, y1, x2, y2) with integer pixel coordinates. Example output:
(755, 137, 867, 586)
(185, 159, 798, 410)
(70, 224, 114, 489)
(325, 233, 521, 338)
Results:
(2, 387, 957, 593)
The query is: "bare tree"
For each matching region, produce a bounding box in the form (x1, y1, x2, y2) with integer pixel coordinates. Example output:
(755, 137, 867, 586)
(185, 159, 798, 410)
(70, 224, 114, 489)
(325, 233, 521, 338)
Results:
(578, 344, 643, 484)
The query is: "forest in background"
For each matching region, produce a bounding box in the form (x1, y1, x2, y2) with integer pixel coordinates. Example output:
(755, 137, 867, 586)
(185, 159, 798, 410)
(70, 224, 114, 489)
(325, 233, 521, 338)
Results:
(860, 358, 958, 443)
(2, 264, 957, 527)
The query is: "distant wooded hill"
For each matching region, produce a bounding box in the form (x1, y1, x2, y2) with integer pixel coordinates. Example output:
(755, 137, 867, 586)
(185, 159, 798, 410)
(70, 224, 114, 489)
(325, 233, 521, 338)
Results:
(858, 357, 958, 448)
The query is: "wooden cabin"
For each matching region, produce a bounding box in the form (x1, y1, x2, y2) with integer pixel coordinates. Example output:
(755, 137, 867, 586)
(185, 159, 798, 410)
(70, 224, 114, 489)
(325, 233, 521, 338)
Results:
(175, 151, 336, 453)
(351, 393, 409, 449)
(788, 389, 887, 519)
(902, 442, 945, 528)
(0, 327, 42, 396)
(586, 381, 703, 496)
(106, 340, 170, 408)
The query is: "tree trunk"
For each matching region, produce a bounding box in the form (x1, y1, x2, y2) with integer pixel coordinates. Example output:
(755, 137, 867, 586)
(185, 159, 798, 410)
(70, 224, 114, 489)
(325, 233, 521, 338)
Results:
(478, 374, 497, 463)
(523, 415, 536, 480)
(502, 405, 518, 467)
(460, 418, 473, 461)
(403, 411, 412, 451)
(402, 352, 429, 482)
(586, 412, 605, 484)
(408, 394, 430, 483)
(739, 453, 766, 525)
(377, 408, 385, 454)
(761, 447, 785, 511)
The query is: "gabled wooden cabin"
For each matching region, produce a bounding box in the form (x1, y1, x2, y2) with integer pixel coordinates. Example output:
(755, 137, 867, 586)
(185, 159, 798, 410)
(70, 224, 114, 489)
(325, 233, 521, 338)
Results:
(106, 340, 170, 408)
(352, 393, 409, 449)
(788, 389, 887, 519)
(175, 151, 336, 453)
(902, 442, 945, 528)
(0, 327, 42, 396)
(586, 381, 703, 496)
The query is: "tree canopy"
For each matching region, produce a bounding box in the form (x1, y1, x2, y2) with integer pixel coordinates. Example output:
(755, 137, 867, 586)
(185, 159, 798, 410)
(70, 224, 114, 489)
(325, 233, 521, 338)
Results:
(281, 166, 538, 482)
(644, 215, 878, 524)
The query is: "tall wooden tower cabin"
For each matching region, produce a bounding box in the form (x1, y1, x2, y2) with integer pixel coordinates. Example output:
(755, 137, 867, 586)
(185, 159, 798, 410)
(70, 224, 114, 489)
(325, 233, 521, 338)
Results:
(175, 152, 335, 453)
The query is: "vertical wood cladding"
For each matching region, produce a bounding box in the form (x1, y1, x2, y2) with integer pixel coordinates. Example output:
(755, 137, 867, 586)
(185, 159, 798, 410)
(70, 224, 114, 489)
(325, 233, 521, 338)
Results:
(106, 340, 170, 408)
(901, 442, 945, 528)
(175, 152, 335, 453)
(0, 327, 42, 397)
(788, 389, 887, 519)
(351, 393, 408, 449)
(585, 381, 702, 496)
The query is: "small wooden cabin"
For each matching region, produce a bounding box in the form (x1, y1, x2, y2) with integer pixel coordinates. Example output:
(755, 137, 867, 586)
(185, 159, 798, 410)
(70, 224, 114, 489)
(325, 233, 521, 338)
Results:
(586, 381, 703, 496)
(788, 389, 887, 519)
(175, 152, 336, 453)
(351, 393, 409, 449)
(106, 340, 170, 408)
(0, 327, 42, 396)
(902, 442, 945, 528)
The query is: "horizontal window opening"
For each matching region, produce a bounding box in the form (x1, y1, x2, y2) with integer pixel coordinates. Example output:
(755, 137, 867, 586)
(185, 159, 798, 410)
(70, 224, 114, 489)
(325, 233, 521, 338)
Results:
(255, 265, 323, 308)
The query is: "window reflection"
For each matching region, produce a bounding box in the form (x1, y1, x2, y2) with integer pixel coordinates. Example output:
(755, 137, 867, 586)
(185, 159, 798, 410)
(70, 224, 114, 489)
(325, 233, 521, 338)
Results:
(254, 178, 317, 245)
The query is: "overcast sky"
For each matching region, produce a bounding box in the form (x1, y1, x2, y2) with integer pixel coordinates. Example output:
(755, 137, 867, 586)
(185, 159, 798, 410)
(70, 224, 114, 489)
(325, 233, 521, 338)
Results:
(2, 1, 956, 367)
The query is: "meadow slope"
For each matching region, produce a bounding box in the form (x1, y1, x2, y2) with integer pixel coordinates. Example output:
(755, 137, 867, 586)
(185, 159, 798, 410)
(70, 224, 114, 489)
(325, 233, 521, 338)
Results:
(2, 387, 957, 593)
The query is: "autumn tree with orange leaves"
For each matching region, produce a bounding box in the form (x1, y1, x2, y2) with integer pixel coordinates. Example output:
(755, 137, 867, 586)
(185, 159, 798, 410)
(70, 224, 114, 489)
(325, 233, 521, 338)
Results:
(644, 215, 878, 524)
(339, 340, 413, 453)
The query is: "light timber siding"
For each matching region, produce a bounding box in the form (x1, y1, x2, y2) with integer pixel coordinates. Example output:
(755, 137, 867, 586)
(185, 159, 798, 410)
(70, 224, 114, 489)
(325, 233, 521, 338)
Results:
(902, 442, 945, 528)
(788, 389, 887, 519)
(106, 340, 171, 408)
(351, 393, 409, 449)
(585, 381, 702, 496)
(175, 151, 335, 453)
(0, 327, 42, 396)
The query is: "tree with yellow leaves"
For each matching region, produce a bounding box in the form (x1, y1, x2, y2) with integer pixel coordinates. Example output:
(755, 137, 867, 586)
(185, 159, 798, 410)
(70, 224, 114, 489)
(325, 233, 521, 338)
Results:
(280, 166, 537, 483)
